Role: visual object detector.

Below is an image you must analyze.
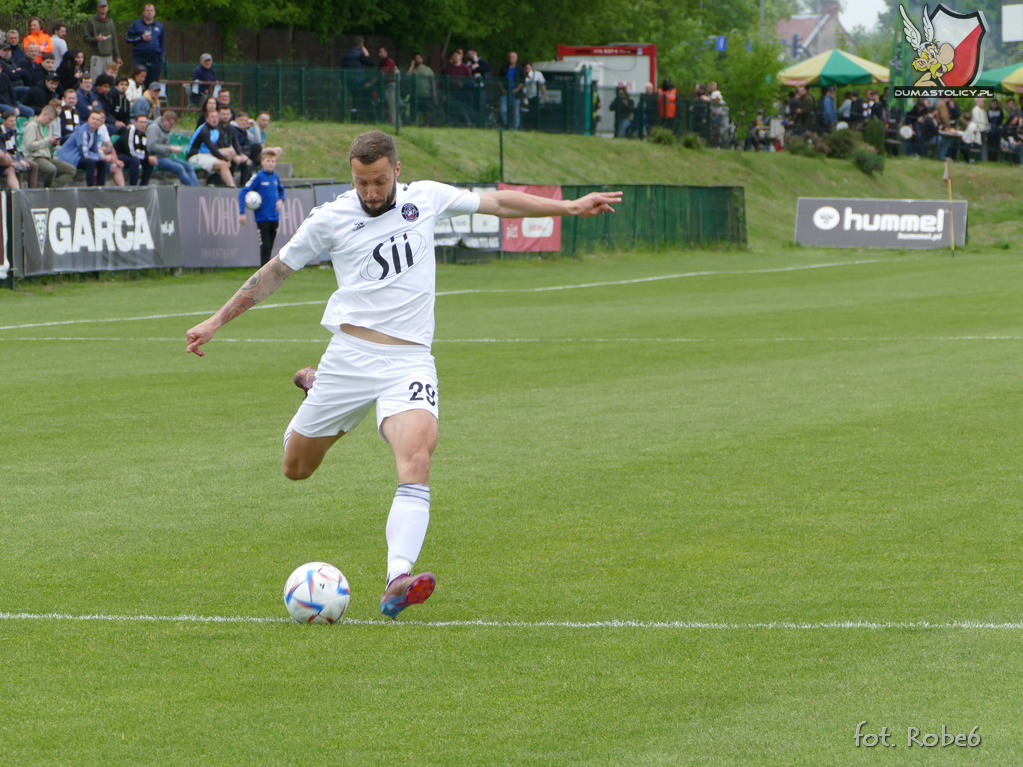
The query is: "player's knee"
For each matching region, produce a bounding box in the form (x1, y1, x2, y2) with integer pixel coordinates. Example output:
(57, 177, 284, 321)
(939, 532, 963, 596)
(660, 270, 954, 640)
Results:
(401, 449, 432, 483)
(282, 458, 315, 481)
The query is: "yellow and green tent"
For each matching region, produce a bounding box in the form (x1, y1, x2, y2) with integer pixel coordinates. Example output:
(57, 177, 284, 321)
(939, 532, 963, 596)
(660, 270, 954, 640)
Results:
(778, 49, 890, 87)
(974, 63, 1023, 95)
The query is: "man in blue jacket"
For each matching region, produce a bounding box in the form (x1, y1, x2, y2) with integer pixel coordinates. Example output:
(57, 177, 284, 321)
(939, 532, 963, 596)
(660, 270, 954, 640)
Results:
(57, 108, 113, 185)
(126, 4, 164, 89)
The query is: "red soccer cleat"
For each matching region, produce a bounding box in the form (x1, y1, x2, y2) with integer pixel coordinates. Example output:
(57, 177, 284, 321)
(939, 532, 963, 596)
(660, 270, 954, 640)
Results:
(379, 572, 436, 619)
(293, 366, 317, 398)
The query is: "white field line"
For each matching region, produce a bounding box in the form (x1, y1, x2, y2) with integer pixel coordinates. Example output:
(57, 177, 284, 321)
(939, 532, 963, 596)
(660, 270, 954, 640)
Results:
(0, 258, 906, 332)
(1, 336, 1021, 345)
(1, 612, 1022, 630)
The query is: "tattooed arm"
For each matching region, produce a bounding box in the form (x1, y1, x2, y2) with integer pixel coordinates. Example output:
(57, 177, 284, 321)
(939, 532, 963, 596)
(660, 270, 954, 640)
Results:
(185, 255, 295, 356)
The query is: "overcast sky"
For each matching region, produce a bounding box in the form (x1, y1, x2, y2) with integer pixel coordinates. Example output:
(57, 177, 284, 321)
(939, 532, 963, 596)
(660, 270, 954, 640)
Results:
(839, 0, 888, 32)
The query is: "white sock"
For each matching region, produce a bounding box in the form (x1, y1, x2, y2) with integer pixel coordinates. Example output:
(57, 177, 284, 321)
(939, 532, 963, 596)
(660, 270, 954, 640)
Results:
(386, 483, 430, 584)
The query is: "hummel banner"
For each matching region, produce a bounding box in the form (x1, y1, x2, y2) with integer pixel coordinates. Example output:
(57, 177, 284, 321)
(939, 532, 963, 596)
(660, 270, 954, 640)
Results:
(795, 197, 967, 249)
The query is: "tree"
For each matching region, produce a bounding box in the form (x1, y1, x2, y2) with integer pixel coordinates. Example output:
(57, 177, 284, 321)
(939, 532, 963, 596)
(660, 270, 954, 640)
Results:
(713, 33, 785, 147)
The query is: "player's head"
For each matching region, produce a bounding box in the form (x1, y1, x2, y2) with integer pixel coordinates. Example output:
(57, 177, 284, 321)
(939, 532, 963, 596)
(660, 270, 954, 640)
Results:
(260, 149, 277, 172)
(349, 131, 400, 218)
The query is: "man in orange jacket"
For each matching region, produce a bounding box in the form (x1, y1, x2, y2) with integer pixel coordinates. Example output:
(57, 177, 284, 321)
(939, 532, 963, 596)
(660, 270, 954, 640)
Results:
(658, 78, 678, 133)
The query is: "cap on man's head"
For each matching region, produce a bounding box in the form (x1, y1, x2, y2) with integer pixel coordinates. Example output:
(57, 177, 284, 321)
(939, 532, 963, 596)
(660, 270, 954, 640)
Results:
(0, 43, 12, 51)
(97, 0, 108, 7)
(45, 73, 60, 82)
(200, 53, 212, 62)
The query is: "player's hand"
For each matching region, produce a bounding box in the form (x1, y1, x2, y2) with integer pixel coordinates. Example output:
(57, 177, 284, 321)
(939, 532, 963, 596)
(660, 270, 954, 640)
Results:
(185, 318, 218, 356)
(238, 213, 246, 225)
(276, 200, 283, 212)
(569, 191, 623, 217)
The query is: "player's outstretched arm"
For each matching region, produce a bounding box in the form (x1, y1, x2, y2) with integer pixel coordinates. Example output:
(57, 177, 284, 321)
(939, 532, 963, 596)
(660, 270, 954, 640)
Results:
(185, 256, 295, 356)
(476, 189, 622, 219)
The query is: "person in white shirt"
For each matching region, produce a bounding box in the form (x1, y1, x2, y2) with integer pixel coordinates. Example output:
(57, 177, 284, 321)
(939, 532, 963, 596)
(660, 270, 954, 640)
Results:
(971, 97, 989, 136)
(186, 130, 621, 619)
(523, 61, 547, 127)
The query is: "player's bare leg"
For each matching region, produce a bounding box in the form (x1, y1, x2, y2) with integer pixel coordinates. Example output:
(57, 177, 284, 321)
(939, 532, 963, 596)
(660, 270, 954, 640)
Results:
(282, 431, 344, 481)
(382, 408, 437, 485)
(379, 408, 437, 618)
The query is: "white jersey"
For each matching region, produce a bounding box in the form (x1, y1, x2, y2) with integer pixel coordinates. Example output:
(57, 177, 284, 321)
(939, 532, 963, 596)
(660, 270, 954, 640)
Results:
(278, 180, 480, 347)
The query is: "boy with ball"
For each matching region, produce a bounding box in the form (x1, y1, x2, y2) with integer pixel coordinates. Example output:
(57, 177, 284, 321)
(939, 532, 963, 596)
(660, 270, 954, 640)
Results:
(238, 149, 285, 266)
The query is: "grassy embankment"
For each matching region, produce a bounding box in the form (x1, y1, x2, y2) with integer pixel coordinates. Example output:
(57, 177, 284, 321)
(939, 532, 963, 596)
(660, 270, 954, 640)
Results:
(274, 121, 1023, 251)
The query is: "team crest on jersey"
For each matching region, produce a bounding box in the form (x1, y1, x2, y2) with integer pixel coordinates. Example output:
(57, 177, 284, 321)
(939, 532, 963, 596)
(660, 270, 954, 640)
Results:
(401, 203, 420, 222)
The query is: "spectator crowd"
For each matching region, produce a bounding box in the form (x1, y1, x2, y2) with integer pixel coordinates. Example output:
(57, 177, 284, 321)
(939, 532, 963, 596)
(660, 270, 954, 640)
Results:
(777, 84, 1022, 164)
(0, 2, 282, 190)
(7, 5, 1010, 190)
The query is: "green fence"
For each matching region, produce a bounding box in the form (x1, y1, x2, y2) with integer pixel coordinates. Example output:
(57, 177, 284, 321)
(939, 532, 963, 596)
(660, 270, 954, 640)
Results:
(163, 63, 594, 133)
(559, 185, 746, 255)
(438, 185, 746, 263)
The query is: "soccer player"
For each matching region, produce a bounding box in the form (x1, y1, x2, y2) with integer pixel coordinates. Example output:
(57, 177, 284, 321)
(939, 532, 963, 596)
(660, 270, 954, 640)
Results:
(185, 130, 621, 619)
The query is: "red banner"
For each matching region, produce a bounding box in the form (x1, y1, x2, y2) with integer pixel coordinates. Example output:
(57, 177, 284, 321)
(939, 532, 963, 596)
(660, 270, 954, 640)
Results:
(498, 183, 563, 252)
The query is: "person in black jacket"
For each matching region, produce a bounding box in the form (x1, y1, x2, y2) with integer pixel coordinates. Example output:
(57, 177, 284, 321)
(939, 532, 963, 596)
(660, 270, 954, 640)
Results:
(26, 72, 61, 110)
(56, 49, 85, 94)
(0, 43, 32, 98)
(118, 113, 156, 185)
(0, 67, 29, 117)
(216, 104, 252, 183)
(341, 36, 373, 121)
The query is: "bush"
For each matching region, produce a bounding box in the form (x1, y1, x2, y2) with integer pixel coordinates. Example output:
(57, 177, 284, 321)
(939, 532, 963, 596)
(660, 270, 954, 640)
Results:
(852, 147, 885, 175)
(784, 130, 824, 158)
(647, 126, 677, 146)
(863, 118, 886, 155)
(678, 132, 705, 150)
(819, 128, 861, 159)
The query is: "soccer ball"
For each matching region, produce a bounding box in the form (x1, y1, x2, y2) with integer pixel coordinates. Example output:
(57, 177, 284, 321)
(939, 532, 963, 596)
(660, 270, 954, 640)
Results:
(283, 562, 351, 623)
(244, 190, 262, 210)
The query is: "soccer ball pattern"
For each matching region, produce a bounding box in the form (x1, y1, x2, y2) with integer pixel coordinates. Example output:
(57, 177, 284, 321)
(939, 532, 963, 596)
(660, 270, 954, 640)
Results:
(283, 562, 351, 623)
(245, 190, 263, 210)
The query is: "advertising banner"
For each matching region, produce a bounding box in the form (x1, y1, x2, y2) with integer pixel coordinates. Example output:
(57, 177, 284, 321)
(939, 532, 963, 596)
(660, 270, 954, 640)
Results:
(19, 187, 177, 276)
(795, 197, 968, 249)
(435, 184, 500, 250)
(270, 185, 317, 260)
(497, 183, 563, 252)
(313, 183, 351, 207)
(156, 185, 181, 266)
(178, 186, 258, 268)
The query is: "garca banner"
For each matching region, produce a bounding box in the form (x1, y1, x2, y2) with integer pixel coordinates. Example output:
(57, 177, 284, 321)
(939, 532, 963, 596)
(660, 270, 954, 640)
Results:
(19, 187, 178, 276)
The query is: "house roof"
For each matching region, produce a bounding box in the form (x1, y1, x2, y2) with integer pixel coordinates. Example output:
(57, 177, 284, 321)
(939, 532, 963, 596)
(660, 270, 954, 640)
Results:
(776, 14, 830, 48)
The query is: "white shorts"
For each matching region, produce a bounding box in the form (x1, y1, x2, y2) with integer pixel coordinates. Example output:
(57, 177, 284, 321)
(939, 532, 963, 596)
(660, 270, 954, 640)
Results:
(285, 331, 439, 443)
(188, 153, 219, 172)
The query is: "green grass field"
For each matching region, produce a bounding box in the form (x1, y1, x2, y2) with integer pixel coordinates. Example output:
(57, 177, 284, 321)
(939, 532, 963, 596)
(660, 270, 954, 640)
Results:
(3, 245, 1023, 764)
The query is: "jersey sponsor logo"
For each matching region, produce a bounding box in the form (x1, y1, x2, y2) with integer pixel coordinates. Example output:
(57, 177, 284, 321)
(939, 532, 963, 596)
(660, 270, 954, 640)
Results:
(359, 231, 427, 281)
(39, 205, 156, 255)
(401, 203, 420, 222)
(353, 221, 365, 230)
